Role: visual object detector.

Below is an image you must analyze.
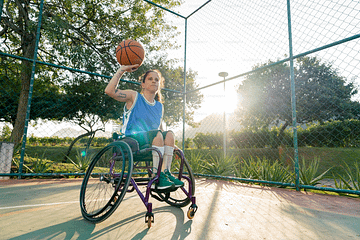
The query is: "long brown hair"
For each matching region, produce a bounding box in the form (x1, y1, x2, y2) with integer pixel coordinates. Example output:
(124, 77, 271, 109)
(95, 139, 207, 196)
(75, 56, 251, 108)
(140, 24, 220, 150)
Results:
(140, 69, 165, 103)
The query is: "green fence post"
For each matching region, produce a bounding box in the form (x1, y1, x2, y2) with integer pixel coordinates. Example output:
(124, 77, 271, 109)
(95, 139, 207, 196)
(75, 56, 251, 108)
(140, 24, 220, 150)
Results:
(182, 18, 188, 151)
(287, 0, 300, 191)
(18, 0, 45, 178)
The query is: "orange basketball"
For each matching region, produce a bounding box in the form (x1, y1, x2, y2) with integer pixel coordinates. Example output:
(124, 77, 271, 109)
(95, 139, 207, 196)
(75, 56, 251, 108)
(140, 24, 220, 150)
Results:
(116, 39, 145, 66)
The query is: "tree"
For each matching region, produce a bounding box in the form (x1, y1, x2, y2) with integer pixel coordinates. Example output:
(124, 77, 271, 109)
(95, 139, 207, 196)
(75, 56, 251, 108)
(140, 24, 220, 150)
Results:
(0, 0, 182, 146)
(0, 59, 65, 126)
(236, 56, 360, 145)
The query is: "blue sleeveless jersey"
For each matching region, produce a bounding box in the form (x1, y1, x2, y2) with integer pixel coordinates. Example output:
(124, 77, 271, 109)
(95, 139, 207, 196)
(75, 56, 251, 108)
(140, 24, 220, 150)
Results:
(121, 92, 163, 136)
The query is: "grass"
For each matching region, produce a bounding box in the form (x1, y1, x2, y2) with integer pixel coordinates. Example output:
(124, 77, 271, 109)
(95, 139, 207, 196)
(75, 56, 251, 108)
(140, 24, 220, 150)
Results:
(24, 145, 102, 163)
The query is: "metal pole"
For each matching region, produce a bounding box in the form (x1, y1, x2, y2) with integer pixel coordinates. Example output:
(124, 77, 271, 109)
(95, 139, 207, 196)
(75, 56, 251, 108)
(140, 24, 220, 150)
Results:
(223, 80, 226, 157)
(219, 72, 228, 158)
(182, 18, 188, 151)
(18, 0, 45, 178)
(287, 0, 300, 191)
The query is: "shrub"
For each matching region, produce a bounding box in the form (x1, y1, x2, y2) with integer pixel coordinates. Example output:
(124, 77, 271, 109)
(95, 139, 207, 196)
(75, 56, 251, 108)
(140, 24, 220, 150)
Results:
(185, 151, 206, 174)
(202, 155, 236, 176)
(298, 120, 360, 147)
(298, 157, 331, 186)
(193, 132, 223, 149)
(235, 156, 292, 183)
(65, 149, 94, 172)
(333, 162, 360, 192)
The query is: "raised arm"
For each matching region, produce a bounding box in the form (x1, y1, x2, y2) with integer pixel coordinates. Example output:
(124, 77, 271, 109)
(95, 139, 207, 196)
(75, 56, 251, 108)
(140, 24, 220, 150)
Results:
(105, 65, 139, 106)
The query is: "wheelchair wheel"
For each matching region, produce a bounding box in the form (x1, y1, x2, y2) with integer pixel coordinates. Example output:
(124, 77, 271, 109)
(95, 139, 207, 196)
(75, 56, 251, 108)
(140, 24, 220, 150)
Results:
(156, 149, 195, 208)
(80, 141, 133, 223)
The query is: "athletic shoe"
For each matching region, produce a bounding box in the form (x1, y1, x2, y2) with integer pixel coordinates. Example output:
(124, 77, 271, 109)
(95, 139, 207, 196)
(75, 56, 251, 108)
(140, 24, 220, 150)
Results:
(151, 172, 175, 190)
(164, 169, 184, 188)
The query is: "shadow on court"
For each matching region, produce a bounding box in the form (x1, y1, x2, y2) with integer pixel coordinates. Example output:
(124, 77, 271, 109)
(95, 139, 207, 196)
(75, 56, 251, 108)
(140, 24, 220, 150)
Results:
(1, 178, 359, 240)
(6, 206, 192, 240)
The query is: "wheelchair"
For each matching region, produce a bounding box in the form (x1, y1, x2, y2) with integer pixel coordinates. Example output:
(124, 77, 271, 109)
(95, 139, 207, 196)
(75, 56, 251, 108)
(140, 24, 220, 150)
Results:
(79, 134, 197, 227)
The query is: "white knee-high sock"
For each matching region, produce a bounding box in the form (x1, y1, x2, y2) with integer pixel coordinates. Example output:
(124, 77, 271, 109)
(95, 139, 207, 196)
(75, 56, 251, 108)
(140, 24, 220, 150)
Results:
(164, 146, 175, 172)
(152, 146, 164, 174)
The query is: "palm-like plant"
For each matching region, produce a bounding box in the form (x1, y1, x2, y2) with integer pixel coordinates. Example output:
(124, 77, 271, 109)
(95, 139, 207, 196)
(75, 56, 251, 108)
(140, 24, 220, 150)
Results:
(65, 149, 94, 173)
(298, 157, 331, 186)
(334, 162, 360, 191)
(202, 155, 236, 176)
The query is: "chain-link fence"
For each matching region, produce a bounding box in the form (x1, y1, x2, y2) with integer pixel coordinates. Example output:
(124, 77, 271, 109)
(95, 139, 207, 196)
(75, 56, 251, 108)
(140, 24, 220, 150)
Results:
(173, 0, 360, 195)
(1, 0, 359, 195)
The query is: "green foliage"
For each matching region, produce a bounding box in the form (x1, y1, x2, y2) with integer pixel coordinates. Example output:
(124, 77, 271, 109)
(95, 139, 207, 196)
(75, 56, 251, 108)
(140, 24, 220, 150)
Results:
(0, 63, 65, 127)
(258, 159, 293, 183)
(230, 127, 292, 148)
(27, 136, 111, 147)
(334, 162, 360, 191)
(235, 157, 261, 179)
(237, 56, 360, 129)
(30, 158, 53, 174)
(185, 151, 207, 174)
(298, 157, 331, 186)
(193, 132, 223, 149)
(298, 119, 360, 147)
(0, 0, 184, 145)
(65, 149, 94, 172)
(0, 125, 12, 141)
(12, 157, 32, 174)
(202, 155, 236, 176)
(184, 138, 193, 149)
(235, 157, 292, 184)
(191, 119, 360, 150)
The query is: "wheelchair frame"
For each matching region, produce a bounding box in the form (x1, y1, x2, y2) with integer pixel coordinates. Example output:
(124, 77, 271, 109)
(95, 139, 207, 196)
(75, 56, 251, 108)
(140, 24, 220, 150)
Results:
(79, 137, 197, 227)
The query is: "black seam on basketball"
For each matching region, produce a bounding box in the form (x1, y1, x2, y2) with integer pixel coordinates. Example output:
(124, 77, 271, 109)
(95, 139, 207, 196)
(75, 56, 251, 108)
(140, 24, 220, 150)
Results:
(128, 47, 144, 61)
(116, 43, 123, 64)
(125, 47, 132, 65)
(119, 50, 123, 64)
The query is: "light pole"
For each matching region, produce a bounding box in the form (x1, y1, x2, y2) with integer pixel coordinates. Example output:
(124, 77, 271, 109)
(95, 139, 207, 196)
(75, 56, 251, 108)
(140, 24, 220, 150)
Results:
(218, 72, 228, 158)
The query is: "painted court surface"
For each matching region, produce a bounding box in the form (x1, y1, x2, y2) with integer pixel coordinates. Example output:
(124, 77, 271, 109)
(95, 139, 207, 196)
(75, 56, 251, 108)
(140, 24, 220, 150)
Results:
(0, 178, 359, 240)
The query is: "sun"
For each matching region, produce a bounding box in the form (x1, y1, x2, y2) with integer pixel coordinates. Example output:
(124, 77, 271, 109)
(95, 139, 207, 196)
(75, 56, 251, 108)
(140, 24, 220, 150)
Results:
(196, 81, 240, 120)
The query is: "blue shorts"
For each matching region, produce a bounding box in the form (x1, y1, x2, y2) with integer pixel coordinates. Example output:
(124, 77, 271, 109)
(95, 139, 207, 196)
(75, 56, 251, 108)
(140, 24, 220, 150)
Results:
(128, 130, 172, 149)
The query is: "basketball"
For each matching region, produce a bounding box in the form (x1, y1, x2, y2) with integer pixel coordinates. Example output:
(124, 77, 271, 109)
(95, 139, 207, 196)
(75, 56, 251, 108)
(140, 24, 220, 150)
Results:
(116, 39, 145, 66)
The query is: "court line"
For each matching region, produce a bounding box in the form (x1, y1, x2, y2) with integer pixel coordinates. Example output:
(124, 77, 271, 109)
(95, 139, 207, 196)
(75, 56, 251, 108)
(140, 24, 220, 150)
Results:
(0, 193, 139, 210)
(0, 201, 79, 210)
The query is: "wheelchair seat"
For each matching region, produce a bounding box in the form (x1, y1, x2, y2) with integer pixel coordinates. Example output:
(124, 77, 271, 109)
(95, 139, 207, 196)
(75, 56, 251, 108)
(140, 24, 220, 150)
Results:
(113, 133, 153, 162)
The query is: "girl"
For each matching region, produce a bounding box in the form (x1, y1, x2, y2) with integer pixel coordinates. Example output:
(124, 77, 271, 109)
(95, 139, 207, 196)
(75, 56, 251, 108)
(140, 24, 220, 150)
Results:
(105, 64, 183, 190)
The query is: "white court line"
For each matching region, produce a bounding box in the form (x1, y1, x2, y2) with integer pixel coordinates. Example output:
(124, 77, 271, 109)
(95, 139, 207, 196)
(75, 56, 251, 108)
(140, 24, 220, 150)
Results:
(0, 193, 139, 210)
(0, 201, 79, 210)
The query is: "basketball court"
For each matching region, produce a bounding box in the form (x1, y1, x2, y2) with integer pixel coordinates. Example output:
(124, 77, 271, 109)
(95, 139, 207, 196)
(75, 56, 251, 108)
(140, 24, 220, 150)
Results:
(0, 178, 359, 240)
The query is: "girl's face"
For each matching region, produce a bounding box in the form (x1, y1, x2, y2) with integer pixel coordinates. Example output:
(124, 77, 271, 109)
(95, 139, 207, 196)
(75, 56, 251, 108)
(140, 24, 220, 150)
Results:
(142, 72, 160, 93)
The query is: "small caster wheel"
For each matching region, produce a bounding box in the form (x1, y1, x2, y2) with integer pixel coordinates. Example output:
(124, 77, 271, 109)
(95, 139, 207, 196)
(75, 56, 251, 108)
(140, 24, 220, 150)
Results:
(187, 204, 197, 219)
(187, 208, 195, 219)
(145, 213, 154, 228)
